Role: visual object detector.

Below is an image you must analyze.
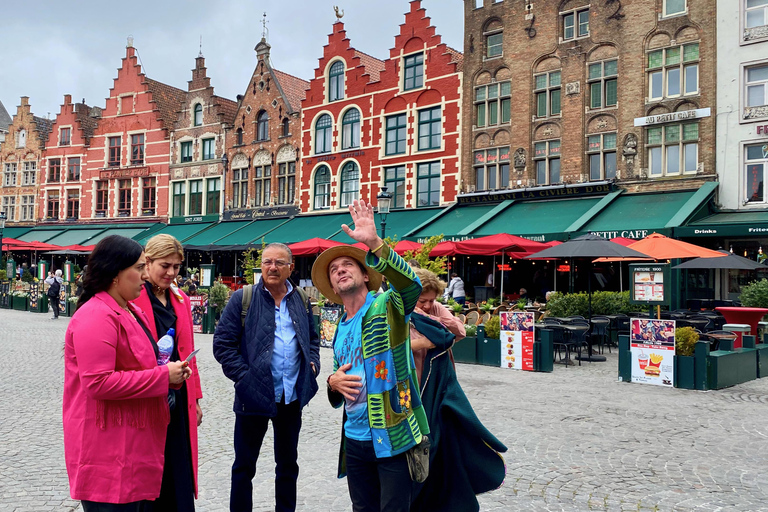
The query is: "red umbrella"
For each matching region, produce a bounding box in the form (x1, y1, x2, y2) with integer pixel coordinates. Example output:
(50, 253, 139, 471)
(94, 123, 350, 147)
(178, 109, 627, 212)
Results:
(454, 233, 549, 255)
(24, 241, 61, 251)
(288, 238, 345, 256)
(393, 240, 422, 255)
(429, 241, 458, 257)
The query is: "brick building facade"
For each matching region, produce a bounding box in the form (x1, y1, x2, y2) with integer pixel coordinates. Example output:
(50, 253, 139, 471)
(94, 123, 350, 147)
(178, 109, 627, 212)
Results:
(38, 95, 98, 223)
(299, 0, 462, 213)
(462, 0, 716, 195)
(78, 41, 184, 222)
(0, 97, 52, 225)
(223, 38, 307, 216)
(169, 55, 237, 221)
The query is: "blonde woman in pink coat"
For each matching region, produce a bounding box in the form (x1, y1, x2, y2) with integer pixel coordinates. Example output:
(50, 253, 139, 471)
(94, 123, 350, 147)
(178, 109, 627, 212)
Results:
(63, 236, 191, 511)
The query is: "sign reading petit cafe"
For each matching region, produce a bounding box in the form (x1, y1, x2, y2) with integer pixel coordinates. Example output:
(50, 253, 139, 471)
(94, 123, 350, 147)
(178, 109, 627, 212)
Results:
(633, 108, 711, 127)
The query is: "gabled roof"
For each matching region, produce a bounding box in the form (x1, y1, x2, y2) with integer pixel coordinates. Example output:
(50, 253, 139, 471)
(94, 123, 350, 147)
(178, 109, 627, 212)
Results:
(354, 50, 386, 83)
(145, 78, 187, 129)
(75, 102, 99, 141)
(272, 69, 309, 113)
(32, 116, 53, 144)
(213, 95, 238, 125)
(0, 100, 11, 131)
(445, 47, 464, 73)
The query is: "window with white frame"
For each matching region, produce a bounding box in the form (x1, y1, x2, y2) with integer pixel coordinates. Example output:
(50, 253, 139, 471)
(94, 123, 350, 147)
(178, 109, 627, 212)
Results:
(180, 141, 193, 163)
(663, 0, 686, 17)
(315, 114, 333, 154)
(329, 61, 345, 102)
(562, 8, 589, 41)
(486, 31, 503, 59)
(416, 161, 441, 207)
(206, 177, 220, 214)
(647, 44, 699, 100)
(384, 166, 406, 209)
(313, 165, 331, 210)
(48, 159, 61, 183)
(66, 190, 80, 219)
(474, 147, 510, 191)
(746, 0, 768, 28)
(254, 165, 271, 207)
(4, 163, 17, 187)
(341, 109, 361, 150)
(60, 127, 71, 146)
(475, 0, 483, 7)
(20, 195, 33, 221)
(746, 143, 768, 203)
(475, 81, 511, 127)
(385, 113, 407, 155)
(108, 136, 121, 167)
(588, 60, 618, 109)
(172, 182, 186, 217)
(340, 162, 360, 207)
(587, 133, 617, 181)
(3, 196, 15, 221)
(202, 138, 215, 160)
(534, 71, 561, 118)
(418, 107, 441, 151)
(194, 104, 203, 126)
(67, 158, 80, 181)
(22, 162, 36, 185)
(118, 179, 131, 216)
(746, 64, 768, 109)
(403, 53, 424, 91)
(232, 167, 248, 208)
(46, 191, 59, 219)
(646, 123, 698, 176)
(95, 181, 108, 215)
(277, 162, 296, 205)
(534, 140, 561, 185)
(16, 129, 26, 148)
(131, 134, 144, 164)
(142, 177, 156, 214)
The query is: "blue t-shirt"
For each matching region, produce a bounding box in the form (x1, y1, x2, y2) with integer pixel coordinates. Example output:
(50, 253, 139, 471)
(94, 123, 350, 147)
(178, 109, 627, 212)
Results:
(334, 293, 374, 441)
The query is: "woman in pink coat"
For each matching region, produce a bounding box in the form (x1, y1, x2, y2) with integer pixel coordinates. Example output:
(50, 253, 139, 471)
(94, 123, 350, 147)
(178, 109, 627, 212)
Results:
(131, 234, 203, 510)
(63, 235, 191, 511)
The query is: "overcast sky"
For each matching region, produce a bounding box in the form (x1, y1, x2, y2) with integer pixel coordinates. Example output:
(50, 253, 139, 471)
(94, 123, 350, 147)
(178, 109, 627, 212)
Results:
(0, 0, 464, 120)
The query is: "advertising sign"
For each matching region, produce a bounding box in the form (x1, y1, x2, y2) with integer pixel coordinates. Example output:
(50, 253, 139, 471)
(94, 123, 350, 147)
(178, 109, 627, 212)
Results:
(630, 264, 670, 305)
(319, 307, 341, 348)
(189, 296, 206, 334)
(630, 318, 675, 387)
(500, 312, 535, 371)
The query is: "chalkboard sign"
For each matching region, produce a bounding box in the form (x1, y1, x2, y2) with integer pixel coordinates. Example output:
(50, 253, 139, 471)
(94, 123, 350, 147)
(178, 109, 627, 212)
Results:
(0, 282, 9, 309)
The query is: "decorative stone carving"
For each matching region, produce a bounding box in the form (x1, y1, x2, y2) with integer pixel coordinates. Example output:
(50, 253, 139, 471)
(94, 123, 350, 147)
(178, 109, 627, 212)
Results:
(513, 148, 526, 171)
(744, 105, 768, 120)
(190, 166, 201, 177)
(253, 150, 271, 166)
(565, 82, 581, 95)
(207, 164, 218, 175)
(543, 126, 554, 138)
(231, 153, 248, 169)
(276, 145, 296, 163)
(623, 133, 638, 177)
(596, 118, 608, 130)
(745, 26, 768, 41)
(173, 168, 185, 179)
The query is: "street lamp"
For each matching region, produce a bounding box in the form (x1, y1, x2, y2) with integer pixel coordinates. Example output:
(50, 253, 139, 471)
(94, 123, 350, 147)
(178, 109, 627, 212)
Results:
(376, 186, 392, 240)
(0, 211, 6, 268)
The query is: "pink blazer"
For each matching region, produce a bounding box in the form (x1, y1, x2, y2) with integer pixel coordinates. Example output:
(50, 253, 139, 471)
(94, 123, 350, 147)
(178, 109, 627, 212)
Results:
(132, 284, 203, 496)
(63, 291, 170, 503)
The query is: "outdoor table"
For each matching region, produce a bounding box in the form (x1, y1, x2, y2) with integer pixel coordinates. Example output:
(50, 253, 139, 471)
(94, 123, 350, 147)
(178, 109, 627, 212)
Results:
(571, 320, 607, 362)
(715, 307, 768, 339)
(707, 332, 738, 351)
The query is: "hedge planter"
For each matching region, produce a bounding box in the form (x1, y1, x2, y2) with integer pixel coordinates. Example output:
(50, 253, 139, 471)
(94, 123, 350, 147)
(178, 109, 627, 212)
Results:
(12, 296, 28, 311)
(452, 336, 478, 364)
(675, 355, 695, 390)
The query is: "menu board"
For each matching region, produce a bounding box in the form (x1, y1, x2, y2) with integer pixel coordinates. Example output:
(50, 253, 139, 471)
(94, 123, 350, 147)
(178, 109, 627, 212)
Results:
(500, 312, 535, 371)
(320, 307, 341, 348)
(190, 296, 206, 334)
(630, 318, 675, 387)
(630, 264, 669, 305)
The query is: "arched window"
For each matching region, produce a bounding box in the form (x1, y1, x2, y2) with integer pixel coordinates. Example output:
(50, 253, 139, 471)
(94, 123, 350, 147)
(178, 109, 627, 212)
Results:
(315, 114, 333, 154)
(256, 111, 269, 141)
(341, 109, 361, 150)
(282, 118, 290, 137)
(329, 61, 345, 102)
(193, 103, 203, 126)
(236, 128, 243, 146)
(340, 162, 360, 207)
(314, 165, 331, 210)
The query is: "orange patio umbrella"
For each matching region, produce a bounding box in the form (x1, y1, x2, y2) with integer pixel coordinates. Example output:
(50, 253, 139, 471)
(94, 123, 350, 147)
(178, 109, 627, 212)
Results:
(594, 233, 726, 262)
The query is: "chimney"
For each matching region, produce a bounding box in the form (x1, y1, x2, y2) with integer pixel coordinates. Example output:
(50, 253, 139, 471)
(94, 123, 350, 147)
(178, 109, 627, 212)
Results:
(20, 96, 29, 106)
(64, 94, 72, 105)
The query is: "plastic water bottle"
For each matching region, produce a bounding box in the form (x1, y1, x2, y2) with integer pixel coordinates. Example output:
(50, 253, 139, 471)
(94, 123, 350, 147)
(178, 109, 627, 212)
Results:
(157, 328, 175, 365)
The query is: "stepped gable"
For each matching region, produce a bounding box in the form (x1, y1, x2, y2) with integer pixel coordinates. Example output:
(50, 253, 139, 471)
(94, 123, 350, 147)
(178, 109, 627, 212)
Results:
(353, 50, 385, 83)
(445, 46, 464, 72)
(271, 69, 309, 113)
(0, 100, 11, 131)
(145, 77, 187, 132)
(74, 101, 99, 142)
(32, 116, 53, 145)
(214, 95, 238, 125)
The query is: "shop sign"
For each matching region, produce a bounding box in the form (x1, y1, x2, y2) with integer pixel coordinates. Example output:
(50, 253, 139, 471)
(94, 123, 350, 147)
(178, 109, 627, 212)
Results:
(497, 264, 511, 271)
(99, 167, 151, 179)
(756, 125, 768, 136)
(304, 150, 365, 165)
(557, 264, 571, 272)
(169, 214, 219, 225)
(500, 312, 535, 371)
(676, 225, 768, 237)
(223, 205, 299, 221)
(591, 230, 650, 239)
(458, 182, 612, 204)
(629, 318, 675, 387)
(633, 107, 711, 127)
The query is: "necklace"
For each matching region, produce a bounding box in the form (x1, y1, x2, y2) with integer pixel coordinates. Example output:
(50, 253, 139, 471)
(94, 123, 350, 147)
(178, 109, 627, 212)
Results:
(150, 282, 165, 297)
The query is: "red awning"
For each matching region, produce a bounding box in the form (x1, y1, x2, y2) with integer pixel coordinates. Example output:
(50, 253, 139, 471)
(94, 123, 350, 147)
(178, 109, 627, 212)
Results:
(454, 233, 549, 256)
(288, 238, 346, 256)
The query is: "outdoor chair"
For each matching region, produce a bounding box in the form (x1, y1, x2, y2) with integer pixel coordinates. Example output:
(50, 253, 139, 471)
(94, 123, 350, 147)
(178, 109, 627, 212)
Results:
(493, 305, 508, 314)
(465, 310, 479, 326)
(616, 315, 630, 338)
(456, 313, 466, 325)
(479, 312, 491, 325)
(465, 302, 477, 311)
(685, 315, 712, 332)
(567, 324, 590, 365)
(549, 325, 576, 368)
(590, 316, 611, 354)
(542, 317, 562, 325)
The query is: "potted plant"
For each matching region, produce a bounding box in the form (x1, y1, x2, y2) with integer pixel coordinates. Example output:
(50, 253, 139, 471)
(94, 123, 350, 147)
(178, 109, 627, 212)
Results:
(675, 326, 698, 390)
(11, 290, 29, 311)
(452, 324, 478, 364)
(66, 296, 78, 316)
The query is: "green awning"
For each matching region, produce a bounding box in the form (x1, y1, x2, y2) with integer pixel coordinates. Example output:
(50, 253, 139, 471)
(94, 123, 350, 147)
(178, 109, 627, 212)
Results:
(676, 211, 768, 237)
(331, 208, 444, 244)
(579, 187, 714, 238)
(408, 205, 498, 239)
(17, 229, 64, 243)
(262, 213, 350, 245)
(470, 198, 602, 241)
(215, 218, 292, 245)
(183, 221, 253, 246)
(133, 223, 214, 246)
(90, 226, 160, 246)
(45, 228, 107, 246)
(3, 227, 31, 239)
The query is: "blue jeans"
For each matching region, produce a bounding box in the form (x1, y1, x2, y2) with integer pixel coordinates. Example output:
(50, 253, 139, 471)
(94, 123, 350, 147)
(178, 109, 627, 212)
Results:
(230, 400, 302, 512)
(344, 437, 413, 512)
(454, 296, 465, 305)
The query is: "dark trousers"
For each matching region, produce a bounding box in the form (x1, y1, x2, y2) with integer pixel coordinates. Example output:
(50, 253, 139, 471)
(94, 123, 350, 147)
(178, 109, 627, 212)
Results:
(344, 437, 413, 512)
(81, 501, 149, 512)
(51, 297, 59, 318)
(230, 399, 302, 512)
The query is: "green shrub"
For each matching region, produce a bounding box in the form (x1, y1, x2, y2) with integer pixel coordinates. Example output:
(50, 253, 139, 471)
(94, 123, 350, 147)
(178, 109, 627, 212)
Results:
(740, 279, 768, 308)
(21, 269, 33, 283)
(208, 281, 231, 314)
(546, 290, 633, 317)
(675, 326, 699, 356)
(464, 324, 477, 337)
(0, 270, 6, 281)
(484, 315, 501, 339)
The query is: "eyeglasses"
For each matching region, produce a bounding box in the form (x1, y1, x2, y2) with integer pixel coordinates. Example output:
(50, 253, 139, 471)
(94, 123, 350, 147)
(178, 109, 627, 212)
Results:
(261, 259, 290, 268)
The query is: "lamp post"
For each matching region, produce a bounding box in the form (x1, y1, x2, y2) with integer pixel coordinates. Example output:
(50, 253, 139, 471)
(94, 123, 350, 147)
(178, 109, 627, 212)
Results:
(376, 186, 392, 240)
(0, 211, 6, 270)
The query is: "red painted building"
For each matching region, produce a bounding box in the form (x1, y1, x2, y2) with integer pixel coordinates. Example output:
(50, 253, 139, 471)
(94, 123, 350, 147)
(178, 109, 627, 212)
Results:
(299, 0, 462, 213)
(78, 40, 185, 222)
(39, 95, 99, 222)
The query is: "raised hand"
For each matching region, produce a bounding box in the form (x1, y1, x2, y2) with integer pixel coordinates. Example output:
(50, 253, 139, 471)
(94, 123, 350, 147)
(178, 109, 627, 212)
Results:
(341, 200, 382, 251)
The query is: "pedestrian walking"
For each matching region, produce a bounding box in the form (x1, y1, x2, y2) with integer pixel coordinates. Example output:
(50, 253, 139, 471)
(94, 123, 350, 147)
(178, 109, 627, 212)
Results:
(45, 269, 63, 319)
(213, 242, 320, 512)
(131, 234, 203, 511)
(314, 200, 429, 512)
(63, 235, 192, 511)
(444, 273, 465, 305)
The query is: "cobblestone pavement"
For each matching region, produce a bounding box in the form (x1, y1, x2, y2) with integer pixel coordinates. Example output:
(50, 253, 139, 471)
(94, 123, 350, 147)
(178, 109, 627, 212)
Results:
(2, 309, 768, 511)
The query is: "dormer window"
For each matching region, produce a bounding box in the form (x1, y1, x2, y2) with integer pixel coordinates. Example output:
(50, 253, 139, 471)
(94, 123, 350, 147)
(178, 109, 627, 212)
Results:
(329, 61, 345, 102)
(193, 103, 203, 126)
(404, 53, 424, 91)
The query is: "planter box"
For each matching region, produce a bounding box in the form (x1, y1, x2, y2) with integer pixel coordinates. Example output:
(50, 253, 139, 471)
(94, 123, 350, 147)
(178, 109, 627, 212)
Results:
(675, 355, 695, 390)
(452, 336, 477, 364)
(478, 337, 501, 367)
(12, 296, 28, 311)
(707, 348, 758, 389)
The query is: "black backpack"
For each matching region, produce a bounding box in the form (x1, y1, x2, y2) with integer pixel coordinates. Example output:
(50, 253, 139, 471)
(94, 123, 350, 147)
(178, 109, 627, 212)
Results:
(47, 280, 61, 298)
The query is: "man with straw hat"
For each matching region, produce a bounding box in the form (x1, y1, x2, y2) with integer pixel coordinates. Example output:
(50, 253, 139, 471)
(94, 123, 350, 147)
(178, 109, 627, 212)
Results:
(313, 200, 429, 511)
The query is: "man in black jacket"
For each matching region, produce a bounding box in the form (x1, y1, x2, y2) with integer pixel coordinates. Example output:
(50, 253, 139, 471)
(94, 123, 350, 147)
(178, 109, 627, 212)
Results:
(213, 242, 321, 512)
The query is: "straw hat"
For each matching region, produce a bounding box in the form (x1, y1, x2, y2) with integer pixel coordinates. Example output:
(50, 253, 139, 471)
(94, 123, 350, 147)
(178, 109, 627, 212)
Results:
(311, 246, 383, 305)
